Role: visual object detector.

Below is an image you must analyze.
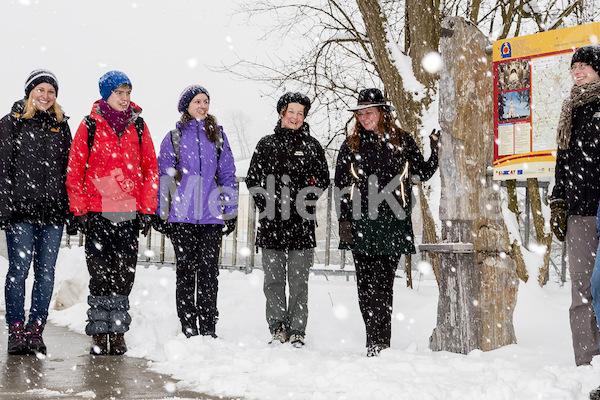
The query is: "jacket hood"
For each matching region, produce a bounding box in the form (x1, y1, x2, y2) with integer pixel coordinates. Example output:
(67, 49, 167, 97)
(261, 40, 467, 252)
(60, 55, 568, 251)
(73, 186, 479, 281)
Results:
(10, 99, 25, 116)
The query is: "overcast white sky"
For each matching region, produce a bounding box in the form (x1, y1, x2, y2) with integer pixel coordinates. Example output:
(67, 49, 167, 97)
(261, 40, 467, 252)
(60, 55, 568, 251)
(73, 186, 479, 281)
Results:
(0, 0, 276, 158)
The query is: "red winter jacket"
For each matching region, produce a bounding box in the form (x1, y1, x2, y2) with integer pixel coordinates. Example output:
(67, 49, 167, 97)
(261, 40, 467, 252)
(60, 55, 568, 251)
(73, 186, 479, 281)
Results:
(66, 101, 158, 216)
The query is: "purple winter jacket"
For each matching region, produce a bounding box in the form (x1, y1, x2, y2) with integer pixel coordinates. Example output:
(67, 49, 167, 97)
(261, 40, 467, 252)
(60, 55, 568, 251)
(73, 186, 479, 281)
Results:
(156, 119, 237, 225)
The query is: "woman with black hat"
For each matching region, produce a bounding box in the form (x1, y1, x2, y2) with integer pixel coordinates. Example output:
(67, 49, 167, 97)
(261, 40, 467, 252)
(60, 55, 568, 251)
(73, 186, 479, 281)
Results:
(246, 92, 329, 347)
(0, 69, 72, 355)
(550, 43, 600, 368)
(334, 88, 439, 356)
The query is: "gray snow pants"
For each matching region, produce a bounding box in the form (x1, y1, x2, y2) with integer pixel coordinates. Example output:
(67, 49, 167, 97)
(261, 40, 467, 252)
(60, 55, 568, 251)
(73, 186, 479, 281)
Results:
(566, 215, 600, 366)
(262, 248, 313, 336)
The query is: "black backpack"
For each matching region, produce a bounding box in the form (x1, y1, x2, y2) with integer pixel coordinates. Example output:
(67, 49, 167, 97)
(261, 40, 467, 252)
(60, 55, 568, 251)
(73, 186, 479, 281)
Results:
(84, 115, 145, 155)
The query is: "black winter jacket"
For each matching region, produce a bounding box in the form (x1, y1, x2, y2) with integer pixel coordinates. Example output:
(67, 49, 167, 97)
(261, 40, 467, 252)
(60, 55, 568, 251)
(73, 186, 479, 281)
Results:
(246, 122, 330, 251)
(0, 100, 72, 225)
(551, 98, 600, 216)
(334, 129, 438, 255)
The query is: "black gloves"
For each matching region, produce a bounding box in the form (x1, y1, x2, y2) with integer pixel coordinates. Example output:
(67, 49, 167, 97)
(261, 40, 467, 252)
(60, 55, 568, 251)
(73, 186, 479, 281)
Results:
(0, 218, 11, 231)
(138, 213, 154, 237)
(339, 221, 353, 245)
(223, 216, 237, 236)
(75, 214, 90, 234)
(430, 129, 441, 152)
(550, 200, 567, 242)
(66, 214, 78, 236)
(152, 216, 170, 235)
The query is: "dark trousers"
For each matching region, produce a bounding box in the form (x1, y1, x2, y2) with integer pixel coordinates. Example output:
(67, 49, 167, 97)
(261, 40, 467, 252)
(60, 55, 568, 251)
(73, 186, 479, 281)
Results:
(85, 213, 139, 297)
(353, 253, 400, 348)
(170, 223, 222, 334)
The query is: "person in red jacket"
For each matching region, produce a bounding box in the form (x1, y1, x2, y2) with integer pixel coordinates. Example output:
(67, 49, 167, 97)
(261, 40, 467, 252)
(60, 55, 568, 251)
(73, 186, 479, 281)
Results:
(66, 71, 158, 356)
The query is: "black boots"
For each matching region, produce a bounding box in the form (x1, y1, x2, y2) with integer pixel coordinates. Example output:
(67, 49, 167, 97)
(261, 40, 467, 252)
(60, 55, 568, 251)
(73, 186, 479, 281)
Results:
(109, 333, 127, 355)
(7, 322, 28, 355)
(90, 334, 108, 355)
(7, 321, 47, 355)
(27, 321, 47, 355)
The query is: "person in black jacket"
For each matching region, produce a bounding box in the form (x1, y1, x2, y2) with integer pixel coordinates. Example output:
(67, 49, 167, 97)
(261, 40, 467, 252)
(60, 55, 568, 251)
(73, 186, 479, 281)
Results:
(0, 70, 72, 355)
(334, 88, 439, 357)
(550, 44, 600, 368)
(246, 92, 329, 347)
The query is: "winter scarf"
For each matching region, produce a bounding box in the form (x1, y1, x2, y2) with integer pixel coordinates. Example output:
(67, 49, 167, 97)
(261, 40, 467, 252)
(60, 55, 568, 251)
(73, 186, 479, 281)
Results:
(556, 80, 600, 149)
(99, 99, 133, 137)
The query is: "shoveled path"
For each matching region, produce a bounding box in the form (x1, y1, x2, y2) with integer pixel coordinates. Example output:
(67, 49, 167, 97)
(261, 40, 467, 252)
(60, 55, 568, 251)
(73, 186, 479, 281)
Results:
(0, 322, 237, 400)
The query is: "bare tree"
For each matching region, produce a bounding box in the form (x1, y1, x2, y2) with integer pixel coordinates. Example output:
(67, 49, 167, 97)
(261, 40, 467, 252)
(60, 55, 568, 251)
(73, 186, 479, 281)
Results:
(223, 0, 597, 284)
(226, 110, 253, 161)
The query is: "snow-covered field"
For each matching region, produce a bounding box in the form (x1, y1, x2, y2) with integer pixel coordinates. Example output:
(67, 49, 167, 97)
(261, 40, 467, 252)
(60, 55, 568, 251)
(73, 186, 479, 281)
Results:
(2, 243, 600, 400)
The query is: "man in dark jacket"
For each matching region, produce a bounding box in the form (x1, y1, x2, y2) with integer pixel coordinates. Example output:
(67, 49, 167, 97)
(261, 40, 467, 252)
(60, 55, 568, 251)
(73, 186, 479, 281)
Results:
(550, 44, 600, 368)
(246, 92, 329, 347)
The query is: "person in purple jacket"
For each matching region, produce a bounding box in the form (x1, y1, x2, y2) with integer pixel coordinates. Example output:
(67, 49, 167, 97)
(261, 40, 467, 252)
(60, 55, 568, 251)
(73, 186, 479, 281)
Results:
(156, 85, 237, 338)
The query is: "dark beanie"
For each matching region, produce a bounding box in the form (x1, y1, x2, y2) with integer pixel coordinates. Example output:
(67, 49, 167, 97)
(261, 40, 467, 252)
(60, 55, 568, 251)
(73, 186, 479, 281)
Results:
(99, 71, 132, 101)
(24, 69, 59, 98)
(571, 44, 600, 76)
(178, 85, 210, 113)
(276, 92, 311, 115)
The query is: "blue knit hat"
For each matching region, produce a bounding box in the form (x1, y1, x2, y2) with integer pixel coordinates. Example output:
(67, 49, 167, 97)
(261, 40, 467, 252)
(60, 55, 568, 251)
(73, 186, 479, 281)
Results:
(24, 69, 59, 98)
(99, 71, 132, 101)
(178, 85, 210, 113)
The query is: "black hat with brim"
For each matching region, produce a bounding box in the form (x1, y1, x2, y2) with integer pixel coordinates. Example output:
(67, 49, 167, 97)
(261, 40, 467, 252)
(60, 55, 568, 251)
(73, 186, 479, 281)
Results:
(348, 88, 395, 111)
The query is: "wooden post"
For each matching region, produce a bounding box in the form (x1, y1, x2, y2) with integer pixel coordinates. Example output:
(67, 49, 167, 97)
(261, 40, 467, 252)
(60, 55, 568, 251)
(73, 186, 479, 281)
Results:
(429, 17, 518, 353)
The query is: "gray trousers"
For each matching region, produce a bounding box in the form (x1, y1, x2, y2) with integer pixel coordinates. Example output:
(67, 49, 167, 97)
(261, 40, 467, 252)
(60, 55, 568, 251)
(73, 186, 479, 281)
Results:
(566, 215, 600, 365)
(262, 248, 313, 336)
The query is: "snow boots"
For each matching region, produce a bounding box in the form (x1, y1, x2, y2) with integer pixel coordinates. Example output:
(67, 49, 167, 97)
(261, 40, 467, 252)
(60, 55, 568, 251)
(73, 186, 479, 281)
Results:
(366, 343, 389, 357)
(109, 333, 127, 355)
(269, 322, 287, 344)
(7, 322, 28, 355)
(91, 334, 108, 355)
(27, 321, 47, 355)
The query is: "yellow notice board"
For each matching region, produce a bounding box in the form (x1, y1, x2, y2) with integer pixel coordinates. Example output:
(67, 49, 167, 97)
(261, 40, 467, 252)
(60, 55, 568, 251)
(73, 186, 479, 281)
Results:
(492, 22, 600, 180)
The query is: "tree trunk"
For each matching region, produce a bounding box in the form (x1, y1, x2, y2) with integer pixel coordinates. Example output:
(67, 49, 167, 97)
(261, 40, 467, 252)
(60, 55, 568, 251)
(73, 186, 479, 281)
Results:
(526, 178, 552, 286)
(356, 0, 441, 284)
(430, 17, 518, 353)
(355, 0, 420, 132)
(405, 0, 440, 91)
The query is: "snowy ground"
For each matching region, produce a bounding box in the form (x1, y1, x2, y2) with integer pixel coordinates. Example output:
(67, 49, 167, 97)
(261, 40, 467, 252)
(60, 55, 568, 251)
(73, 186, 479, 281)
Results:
(2, 245, 600, 400)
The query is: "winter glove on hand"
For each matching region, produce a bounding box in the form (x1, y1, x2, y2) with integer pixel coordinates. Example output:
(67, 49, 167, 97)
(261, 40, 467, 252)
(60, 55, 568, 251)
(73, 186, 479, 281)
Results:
(222, 216, 237, 236)
(0, 218, 11, 231)
(429, 129, 441, 152)
(66, 214, 78, 236)
(339, 221, 353, 245)
(139, 214, 154, 237)
(550, 199, 567, 242)
(75, 214, 89, 234)
(151, 215, 169, 235)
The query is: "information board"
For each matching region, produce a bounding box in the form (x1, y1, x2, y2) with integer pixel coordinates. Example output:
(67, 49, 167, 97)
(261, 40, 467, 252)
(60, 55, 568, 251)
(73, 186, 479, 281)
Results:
(492, 22, 600, 180)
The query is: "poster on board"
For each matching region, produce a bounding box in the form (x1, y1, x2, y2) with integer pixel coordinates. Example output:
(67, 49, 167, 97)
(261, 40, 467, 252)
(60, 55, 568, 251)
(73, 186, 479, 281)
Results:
(492, 22, 600, 180)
